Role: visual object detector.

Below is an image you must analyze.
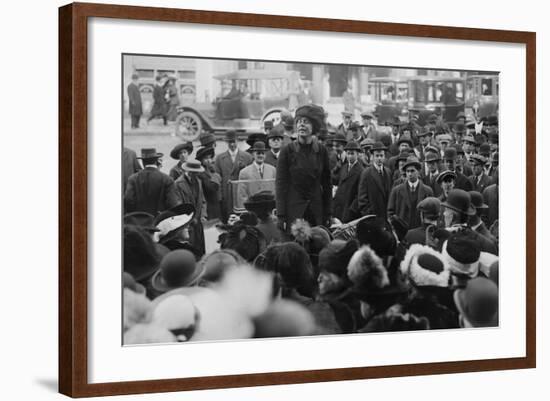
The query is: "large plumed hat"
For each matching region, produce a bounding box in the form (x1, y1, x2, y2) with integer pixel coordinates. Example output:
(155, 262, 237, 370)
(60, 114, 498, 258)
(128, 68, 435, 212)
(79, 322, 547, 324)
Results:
(318, 239, 358, 278)
(347, 245, 390, 293)
(294, 104, 325, 134)
(400, 244, 450, 288)
(219, 223, 267, 262)
(153, 203, 195, 244)
(123, 225, 161, 282)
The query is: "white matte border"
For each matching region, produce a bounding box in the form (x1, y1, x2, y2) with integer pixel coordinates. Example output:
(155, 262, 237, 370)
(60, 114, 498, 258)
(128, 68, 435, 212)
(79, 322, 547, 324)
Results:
(88, 17, 526, 384)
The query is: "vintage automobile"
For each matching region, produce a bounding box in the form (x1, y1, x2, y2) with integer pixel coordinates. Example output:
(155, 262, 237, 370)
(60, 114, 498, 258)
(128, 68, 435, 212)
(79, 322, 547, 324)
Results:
(174, 69, 298, 141)
(368, 77, 410, 125)
(465, 74, 499, 120)
(407, 76, 466, 125)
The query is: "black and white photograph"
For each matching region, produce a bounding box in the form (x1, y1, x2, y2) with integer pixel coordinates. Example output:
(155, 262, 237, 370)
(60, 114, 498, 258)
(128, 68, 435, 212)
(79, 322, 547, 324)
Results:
(122, 54, 500, 345)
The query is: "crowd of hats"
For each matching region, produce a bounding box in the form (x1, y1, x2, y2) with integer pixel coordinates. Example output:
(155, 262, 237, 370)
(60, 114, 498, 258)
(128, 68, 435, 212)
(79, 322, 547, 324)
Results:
(123, 106, 499, 343)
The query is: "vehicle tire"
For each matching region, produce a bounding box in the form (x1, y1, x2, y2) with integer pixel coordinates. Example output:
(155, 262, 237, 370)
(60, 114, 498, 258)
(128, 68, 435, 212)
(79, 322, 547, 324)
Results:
(175, 111, 203, 142)
(262, 109, 282, 127)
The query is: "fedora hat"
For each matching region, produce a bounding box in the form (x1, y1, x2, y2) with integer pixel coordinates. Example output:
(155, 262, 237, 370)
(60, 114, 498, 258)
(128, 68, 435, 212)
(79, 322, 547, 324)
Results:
(390, 116, 402, 126)
(182, 160, 205, 173)
(341, 111, 352, 117)
(246, 132, 268, 148)
(441, 189, 476, 216)
(370, 141, 388, 152)
(344, 141, 361, 152)
(170, 142, 194, 160)
(151, 250, 205, 293)
(443, 147, 457, 161)
(436, 170, 457, 184)
(462, 134, 476, 144)
(470, 154, 487, 166)
(394, 151, 410, 167)
(138, 148, 163, 160)
(250, 141, 268, 152)
(425, 144, 440, 155)
(397, 135, 413, 147)
(267, 126, 284, 140)
(425, 152, 441, 163)
(196, 146, 215, 162)
(469, 191, 488, 209)
(402, 156, 422, 171)
(199, 132, 216, 147)
(360, 137, 375, 149)
(332, 133, 347, 144)
(417, 128, 433, 137)
(224, 130, 237, 142)
(361, 111, 374, 119)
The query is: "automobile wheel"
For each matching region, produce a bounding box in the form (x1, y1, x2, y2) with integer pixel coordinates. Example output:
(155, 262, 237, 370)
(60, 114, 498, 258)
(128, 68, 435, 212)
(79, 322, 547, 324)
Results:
(262, 109, 282, 127)
(175, 111, 202, 141)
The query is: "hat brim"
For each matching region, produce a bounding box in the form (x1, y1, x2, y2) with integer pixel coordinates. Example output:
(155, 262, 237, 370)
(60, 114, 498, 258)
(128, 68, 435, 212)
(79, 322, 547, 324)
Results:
(441, 202, 476, 216)
(170, 146, 192, 160)
(453, 289, 497, 327)
(402, 161, 421, 171)
(150, 262, 206, 293)
(138, 153, 163, 159)
(182, 165, 205, 173)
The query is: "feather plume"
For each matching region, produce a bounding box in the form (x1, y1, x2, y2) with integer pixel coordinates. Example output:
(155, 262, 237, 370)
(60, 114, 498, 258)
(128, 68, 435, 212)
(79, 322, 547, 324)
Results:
(291, 218, 312, 243)
(347, 245, 389, 290)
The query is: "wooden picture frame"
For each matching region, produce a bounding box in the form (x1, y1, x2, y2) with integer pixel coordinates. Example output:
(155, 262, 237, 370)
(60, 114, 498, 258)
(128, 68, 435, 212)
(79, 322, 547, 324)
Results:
(59, 2, 536, 397)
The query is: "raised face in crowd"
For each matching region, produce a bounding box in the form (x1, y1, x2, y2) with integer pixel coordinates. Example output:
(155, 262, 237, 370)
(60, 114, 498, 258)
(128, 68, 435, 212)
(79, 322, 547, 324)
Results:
(441, 176, 455, 196)
(372, 150, 385, 167)
(427, 159, 439, 174)
(347, 150, 359, 165)
(227, 139, 237, 152)
(200, 154, 214, 170)
(463, 140, 475, 154)
(442, 208, 455, 228)
(295, 116, 313, 139)
(443, 158, 456, 171)
(391, 124, 399, 135)
(342, 114, 352, 126)
(419, 134, 430, 147)
(268, 137, 282, 152)
(179, 149, 190, 163)
(473, 162, 484, 177)
(406, 166, 419, 183)
(398, 142, 410, 152)
(397, 160, 406, 174)
(334, 142, 345, 155)
(253, 149, 265, 165)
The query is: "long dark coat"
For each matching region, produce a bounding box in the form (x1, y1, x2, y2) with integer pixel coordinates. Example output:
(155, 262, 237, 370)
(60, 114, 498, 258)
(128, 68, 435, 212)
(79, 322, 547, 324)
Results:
(357, 165, 393, 219)
(422, 172, 442, 197)
(198, 170, 222, 221)
(127, 82, 142, 116)
(122, 147, 142, 192)
(174, 174, 207, 256)
(150, 84, 167, 117)
(332, 161, 364, 223)
(124, 167, 179, 216)
(387, 182, 434, 229)
(482, 183, 499, 227)
(264, 149, 280, 168)
(469, 173, 493, 193)
(276, 140, 332, 227)
(454, 171, 474, 191)
(214, 150, 253, 216)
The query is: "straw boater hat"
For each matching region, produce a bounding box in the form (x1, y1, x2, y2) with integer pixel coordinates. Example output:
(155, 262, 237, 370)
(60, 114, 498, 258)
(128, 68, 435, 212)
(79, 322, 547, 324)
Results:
(182, 159, 205, 173)
(170, 142, 194, 160)
(400, 244, 450, 288)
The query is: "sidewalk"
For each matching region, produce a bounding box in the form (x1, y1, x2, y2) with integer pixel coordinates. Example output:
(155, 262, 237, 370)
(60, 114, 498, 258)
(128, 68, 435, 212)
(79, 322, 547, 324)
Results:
(123, 116, 176, 136)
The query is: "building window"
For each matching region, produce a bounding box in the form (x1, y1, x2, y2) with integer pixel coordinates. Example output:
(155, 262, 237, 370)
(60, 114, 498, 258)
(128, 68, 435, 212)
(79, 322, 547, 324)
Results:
(135, 69, 154, 78)
(238, 60, 248, 70)
(178, 70, 196, 80)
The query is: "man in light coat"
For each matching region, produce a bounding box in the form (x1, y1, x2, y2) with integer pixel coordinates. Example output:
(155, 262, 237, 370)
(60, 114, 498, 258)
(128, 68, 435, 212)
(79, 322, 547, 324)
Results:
(238, 141, 276, 209)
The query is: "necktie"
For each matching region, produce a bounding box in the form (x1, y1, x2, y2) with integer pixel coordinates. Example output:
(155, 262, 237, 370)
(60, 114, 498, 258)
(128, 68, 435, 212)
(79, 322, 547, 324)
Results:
(259, 166, 263, 179)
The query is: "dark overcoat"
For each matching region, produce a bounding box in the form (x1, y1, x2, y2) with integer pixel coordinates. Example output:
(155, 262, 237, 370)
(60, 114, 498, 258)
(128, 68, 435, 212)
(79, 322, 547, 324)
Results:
(454, 171, 474, 191)
(422, 172, 442, 197)
(122, 147, 142, 192)
(127, 82, 142, 116)
(150, 84, 167, 117)
(124, 167, 179, 216)
(469, 173, 493, 193)
(387, 182, 434, 229)
(332, 161, 364, 223)
(357, 165, 393, 219)
(264, 149, 280, 168)
(174, 174, 207, 256)
(276, 140, 332, 227)
(198, 170, 222, 221)
(482, 183, 499, 227)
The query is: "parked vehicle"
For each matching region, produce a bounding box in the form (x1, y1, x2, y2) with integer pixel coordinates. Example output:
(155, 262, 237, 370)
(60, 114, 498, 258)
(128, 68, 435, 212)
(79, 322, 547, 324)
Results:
(465, 74, 499, 120)
(174, 69, 298, 141)
(368, 77, 410, 124)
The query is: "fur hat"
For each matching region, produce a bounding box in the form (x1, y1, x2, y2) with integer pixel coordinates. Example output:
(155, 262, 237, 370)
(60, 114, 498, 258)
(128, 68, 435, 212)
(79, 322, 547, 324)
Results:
(294, 104, 325, 134)
(356, 216, 396, 257)
(220, 223, 267, 262)
(442, 231, 481, 278)
(347, 245, 390, 293)
(318, 239, 358, 277)
(400, 244, 450, 288)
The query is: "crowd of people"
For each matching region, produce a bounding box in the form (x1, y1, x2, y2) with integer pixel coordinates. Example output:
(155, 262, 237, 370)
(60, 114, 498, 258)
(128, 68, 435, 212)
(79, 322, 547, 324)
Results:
(122, 103, 499, 344)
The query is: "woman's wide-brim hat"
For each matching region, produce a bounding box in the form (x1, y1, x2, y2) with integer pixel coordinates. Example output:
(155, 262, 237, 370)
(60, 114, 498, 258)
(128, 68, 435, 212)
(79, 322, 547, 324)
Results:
(244, 190, 276, 210)
(138, 148, 163, 160)
(196, 146, 215, 161)
(182, 159, 205, 173)
(153, 203, 196, 243)
(170, 142, 194, 160)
